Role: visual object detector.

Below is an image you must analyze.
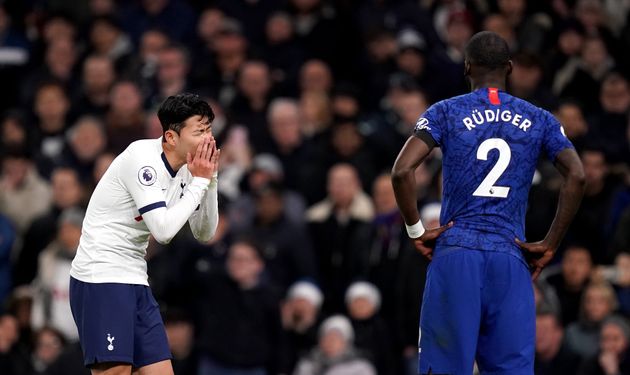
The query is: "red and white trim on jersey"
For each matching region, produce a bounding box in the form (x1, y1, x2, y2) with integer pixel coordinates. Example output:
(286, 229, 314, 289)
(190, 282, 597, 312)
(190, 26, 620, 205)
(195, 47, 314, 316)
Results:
(488, 87, 501, 105)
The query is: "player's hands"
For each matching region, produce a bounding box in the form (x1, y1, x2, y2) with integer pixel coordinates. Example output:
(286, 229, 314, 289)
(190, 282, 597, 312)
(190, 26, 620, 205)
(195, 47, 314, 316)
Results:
(412, 221, 454, 260)
(599, 351, 620, 375)
(187, 136, 220, 180)
(515, 238, 555, 280)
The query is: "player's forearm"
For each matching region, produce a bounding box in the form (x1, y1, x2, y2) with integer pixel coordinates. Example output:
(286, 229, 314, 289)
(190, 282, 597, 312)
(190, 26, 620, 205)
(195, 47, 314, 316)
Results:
(391, 168, 420, 225)
(189, 176, 219, 242)
(143, 177, 210, 244)
(544, 163, 585, 249)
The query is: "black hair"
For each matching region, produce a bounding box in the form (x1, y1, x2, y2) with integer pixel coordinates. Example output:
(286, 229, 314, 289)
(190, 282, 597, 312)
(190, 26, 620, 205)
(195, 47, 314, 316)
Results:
(1, 145, 32, 161)
(464, 31, 510, 70)
(90, 15, 122, 31)
(157, 93, 214, 137)
(512, 51, 543, 70)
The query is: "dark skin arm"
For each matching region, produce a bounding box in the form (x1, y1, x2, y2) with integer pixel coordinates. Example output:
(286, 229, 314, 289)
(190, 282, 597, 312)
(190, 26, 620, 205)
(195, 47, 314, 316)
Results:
(392, 136, 453, 260)
(516, 147, 586, 280)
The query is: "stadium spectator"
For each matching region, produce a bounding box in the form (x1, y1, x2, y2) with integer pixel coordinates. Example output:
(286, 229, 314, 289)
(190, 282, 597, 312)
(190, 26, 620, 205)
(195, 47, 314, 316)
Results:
(569, 149, 618, 261)
(14, 166, 83, 286)
(293, 315, 376, 375)
(544, 245, 593, 326)
(61, 116, 108, 182)
(105, 80, 146, 154)
(0, 147, 52, 234)
(231, 181, 316, 291)
(230, 152, 307, 228)
(31, 326, 66, 374)
(229, 60, 275, 153)
(307, 163, 374, 314)
(578, 315, 630, 375)
(75, 55, 116, 117)
(345, 281, 395, 375)
(280, 280, 324, 374)
(31, 82, 71, 178)
(566, 281, 619, 358)
(86, 15, 133, 73)
(534, 306, 582, 375)
(195, 239, 282, 375)
(31, 208, 84, 342)
(266, 98, 317, 198)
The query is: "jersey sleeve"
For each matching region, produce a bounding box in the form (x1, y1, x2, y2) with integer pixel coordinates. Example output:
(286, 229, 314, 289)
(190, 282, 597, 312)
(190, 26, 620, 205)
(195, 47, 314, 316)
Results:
(542, 111, 574, 161)
(188, 172, 219, 242)
(413, 101, 445, 147)
(119, 150, 210, 244)
(119, 153, 167, 214)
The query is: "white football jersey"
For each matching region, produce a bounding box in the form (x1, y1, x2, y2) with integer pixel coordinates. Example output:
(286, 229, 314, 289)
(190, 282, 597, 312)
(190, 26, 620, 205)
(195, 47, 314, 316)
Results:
(70, 138, 218, 285)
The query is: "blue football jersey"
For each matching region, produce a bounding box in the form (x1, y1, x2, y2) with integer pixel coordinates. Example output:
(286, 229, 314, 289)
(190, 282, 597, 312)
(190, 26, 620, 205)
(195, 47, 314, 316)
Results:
(414, 87, 574, 257)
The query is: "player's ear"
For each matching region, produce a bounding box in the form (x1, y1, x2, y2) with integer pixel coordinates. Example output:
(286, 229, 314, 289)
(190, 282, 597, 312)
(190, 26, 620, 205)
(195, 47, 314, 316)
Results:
(464, 60, 471, 77)
(164, 129, 178, 146)
(506, 60, 513, 76)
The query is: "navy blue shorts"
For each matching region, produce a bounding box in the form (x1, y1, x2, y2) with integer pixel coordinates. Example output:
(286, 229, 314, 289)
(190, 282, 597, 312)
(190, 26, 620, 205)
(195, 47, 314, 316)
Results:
(418, 248, 535, 375)
(69, 277, 171, 368)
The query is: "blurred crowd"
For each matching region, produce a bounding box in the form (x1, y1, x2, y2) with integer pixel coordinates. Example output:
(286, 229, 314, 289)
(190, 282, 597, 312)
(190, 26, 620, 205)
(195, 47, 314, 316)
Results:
(0, 0, 628, 374)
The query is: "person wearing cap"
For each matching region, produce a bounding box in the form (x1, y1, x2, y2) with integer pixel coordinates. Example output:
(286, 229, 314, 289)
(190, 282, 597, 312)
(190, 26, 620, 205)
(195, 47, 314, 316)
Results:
(280, 281, 325, 374)
(345, 281, 395, 375)
(293, 315, 376, 375)
(31, 208, 85, 342)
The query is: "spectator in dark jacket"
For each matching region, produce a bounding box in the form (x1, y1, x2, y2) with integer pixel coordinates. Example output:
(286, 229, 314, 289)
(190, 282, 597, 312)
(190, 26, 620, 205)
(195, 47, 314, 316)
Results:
(196, 239, 283, 375)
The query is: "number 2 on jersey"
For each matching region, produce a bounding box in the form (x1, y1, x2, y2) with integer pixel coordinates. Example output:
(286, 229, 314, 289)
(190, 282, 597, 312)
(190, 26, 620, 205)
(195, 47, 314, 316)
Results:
(472, 138, 511, 198)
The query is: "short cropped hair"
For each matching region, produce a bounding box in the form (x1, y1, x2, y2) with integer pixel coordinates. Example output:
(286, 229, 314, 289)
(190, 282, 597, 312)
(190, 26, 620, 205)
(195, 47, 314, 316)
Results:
(157, 93, 214, 136)
(464, 31, 510, 70)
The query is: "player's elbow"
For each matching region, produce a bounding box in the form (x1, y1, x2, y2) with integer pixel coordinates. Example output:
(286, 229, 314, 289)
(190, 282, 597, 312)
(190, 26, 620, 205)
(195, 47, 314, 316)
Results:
(152, 233, 173, 245)
(195, 232, 214, 243)
(193, 222, 218, 243)
(391, 164, 413, 183)
(568, 165, 586, 190)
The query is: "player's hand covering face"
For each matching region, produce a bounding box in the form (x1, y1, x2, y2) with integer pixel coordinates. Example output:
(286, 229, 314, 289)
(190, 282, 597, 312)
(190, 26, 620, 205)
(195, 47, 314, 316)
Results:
(169, 114, 219, 180)
(187, 135, 220, 180)
(177, 115, 213, 157)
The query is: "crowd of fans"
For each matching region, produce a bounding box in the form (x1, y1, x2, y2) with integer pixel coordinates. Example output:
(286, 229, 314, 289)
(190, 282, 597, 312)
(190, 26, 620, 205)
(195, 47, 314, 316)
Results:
(0, 0, 628, 374)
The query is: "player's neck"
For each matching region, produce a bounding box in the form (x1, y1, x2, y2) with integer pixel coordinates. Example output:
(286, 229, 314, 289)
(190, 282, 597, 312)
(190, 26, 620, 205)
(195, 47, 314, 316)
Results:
(469, 77, 506, 92)
(161, 145, 186, 172)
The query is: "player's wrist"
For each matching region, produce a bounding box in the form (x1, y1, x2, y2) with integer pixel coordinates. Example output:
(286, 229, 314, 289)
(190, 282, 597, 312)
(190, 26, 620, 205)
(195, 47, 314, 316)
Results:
(406, 219, 426, 239)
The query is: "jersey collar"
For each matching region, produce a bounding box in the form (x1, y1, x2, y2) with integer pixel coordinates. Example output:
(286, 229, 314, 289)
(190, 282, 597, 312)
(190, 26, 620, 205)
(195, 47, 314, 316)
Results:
(161, 152, 177, 178)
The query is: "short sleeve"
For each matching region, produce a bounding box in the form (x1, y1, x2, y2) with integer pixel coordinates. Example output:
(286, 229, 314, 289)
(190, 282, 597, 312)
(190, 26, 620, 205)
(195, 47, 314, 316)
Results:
(542, 112, 574, 161)
(119, 152, 167, 214)
(413, 101, 444, 147)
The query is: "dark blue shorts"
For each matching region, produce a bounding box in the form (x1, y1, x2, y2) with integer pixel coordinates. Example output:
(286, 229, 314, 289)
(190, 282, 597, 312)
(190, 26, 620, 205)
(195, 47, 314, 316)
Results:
(69, 277, 171, 368)
(418, 248, 535, 375)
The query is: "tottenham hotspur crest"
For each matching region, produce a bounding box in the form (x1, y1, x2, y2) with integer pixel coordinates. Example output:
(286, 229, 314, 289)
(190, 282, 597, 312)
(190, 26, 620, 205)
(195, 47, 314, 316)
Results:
(107, 334, 115, 351)
(138, 166, 157, 186)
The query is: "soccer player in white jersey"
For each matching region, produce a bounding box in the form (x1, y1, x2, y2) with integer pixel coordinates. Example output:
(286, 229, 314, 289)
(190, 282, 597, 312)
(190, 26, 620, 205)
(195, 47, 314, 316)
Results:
(69, 93, 220, 375)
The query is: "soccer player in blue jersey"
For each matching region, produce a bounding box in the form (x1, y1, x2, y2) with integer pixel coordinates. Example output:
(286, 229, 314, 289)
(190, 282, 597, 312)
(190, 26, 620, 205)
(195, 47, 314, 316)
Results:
(391, 31, 585, 375)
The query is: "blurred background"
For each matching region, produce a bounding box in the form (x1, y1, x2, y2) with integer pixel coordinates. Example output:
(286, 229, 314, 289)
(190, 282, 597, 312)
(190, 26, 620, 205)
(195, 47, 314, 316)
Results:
(0, 0, 628, 374)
